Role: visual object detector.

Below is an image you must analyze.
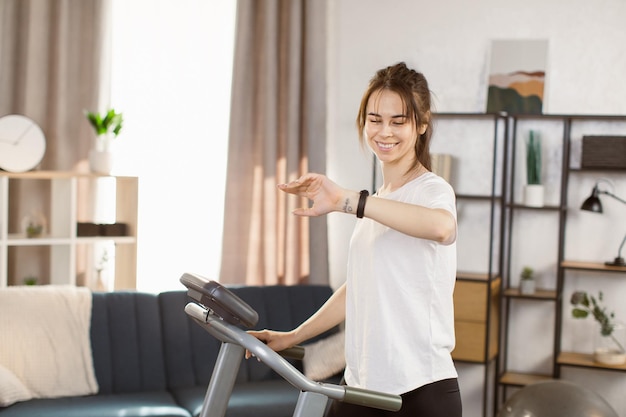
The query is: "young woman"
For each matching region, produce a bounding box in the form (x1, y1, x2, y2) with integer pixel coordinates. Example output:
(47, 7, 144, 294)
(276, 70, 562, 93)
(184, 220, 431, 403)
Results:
(249, 62, 462, 417)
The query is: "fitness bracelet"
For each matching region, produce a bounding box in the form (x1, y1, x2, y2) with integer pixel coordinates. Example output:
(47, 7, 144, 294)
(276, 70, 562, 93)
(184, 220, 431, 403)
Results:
(357, 189, 369, 218)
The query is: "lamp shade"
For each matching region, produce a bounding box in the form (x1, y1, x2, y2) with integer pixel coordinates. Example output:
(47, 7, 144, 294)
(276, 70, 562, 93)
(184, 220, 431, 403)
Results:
(581, 186, 603, 213)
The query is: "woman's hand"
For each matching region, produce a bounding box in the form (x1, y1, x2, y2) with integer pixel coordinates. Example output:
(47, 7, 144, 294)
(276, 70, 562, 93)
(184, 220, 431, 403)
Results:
(245, 329, 298, 359)
(278, 173, 358, 217)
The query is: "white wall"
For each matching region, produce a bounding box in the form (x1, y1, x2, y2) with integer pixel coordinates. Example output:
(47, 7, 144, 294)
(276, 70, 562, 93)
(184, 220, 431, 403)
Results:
(326, 1, 626, 416)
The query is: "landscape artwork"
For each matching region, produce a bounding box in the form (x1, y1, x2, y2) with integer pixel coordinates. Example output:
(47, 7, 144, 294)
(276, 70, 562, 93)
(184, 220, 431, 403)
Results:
(486, 39, 548, 114)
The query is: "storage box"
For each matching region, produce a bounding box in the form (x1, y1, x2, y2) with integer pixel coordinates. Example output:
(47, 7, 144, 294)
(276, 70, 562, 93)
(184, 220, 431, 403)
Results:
(581, 136, 626, 169)
(100, 223, 128, 236)
(77, 222, 100, 236)
(76, 222, 128, 236)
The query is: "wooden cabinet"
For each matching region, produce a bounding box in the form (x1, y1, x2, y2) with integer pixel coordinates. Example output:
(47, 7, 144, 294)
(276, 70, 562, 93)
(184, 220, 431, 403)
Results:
(0, 171, 138, 290)
(454, 276, 501, 362)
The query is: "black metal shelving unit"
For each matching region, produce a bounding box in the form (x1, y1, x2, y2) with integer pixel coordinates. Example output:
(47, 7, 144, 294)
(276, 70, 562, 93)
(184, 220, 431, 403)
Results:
(497, 114, 626, 410)
(434, 112, 508, 417)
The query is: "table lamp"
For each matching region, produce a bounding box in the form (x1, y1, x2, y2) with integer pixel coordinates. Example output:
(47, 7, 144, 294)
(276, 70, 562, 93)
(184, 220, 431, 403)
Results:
(580, 181, 626, 266)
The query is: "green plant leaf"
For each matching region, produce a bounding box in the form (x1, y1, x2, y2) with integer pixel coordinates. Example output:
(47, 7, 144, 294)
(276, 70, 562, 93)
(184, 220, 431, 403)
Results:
(84, 108, 123, 137)
(526, 130, 542, 185)
(570, 290, 619, 338)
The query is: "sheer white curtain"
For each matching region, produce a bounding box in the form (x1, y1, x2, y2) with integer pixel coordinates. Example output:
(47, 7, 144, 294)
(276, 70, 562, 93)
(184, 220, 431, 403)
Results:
(110, 0, 236, 292)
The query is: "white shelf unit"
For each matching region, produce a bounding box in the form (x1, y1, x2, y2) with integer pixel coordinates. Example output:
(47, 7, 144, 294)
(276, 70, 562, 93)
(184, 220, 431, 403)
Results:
(0, 171, 138, 290)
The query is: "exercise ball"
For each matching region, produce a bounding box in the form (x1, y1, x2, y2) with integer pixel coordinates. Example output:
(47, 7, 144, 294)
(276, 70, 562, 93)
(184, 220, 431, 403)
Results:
(497, 380, 619, 417)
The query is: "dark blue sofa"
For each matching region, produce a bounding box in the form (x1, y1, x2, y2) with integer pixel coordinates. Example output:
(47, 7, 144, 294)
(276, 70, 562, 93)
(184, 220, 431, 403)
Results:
(0, 284, 336, 417)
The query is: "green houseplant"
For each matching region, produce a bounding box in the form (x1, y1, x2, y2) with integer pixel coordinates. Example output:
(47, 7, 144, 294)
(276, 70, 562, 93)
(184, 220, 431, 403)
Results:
(523, 130, 544, 207)
(84, 108, 123, 174)
(571, 290, 625, 364)
(85, 108, 123, 151)
(526, 130, 541, 185)
(519, 266, 535, 295)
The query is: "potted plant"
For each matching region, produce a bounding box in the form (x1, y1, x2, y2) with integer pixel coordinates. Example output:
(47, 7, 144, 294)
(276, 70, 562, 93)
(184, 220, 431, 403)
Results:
(23, 276, 38, 285)
(21, 210, 46, 238)
(85, 108, 123, 174)
(571, 290, 626, 365)
(519, 266, 536, 295)
(522, 130, 544, 207)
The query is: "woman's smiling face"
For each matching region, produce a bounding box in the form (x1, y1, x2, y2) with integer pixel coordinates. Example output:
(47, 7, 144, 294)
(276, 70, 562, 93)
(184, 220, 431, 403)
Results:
(364, 89, 421, 168)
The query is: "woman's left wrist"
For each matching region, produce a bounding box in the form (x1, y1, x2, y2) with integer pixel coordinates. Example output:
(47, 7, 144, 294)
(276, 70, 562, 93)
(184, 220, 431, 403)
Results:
(339, 190, 360, 215)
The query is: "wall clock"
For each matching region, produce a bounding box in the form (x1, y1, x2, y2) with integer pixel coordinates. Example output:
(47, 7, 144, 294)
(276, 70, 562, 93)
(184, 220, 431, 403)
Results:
(0, 114, 46, 172)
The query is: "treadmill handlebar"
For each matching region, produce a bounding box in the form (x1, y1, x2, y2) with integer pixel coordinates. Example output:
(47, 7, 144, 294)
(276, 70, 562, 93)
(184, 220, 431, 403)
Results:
(184, 302, 402, 412)
(343, 386, 402, 412)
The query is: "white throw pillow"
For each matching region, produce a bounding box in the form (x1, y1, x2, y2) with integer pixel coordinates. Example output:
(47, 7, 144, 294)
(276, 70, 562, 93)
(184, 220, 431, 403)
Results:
(303, 330, 345, 381)
(0, 364, 31, 407)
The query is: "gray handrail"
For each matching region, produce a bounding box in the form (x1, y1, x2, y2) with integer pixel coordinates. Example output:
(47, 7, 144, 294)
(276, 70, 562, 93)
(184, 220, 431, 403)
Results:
(184, 302, 402, 412)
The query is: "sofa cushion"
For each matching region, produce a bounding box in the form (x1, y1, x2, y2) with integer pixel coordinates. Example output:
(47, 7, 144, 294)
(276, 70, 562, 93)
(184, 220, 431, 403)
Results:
(91, 292, 168, 394)
(0, 286, 97, 405)
(0, 391, 190, 417)
(303, 329, 346, 381)
(0, 365, 30, 407)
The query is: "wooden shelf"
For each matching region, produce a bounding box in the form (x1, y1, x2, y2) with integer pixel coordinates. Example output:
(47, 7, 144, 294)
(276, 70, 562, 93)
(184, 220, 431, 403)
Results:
(507, 203, 564, 211)
(511, 114, 626, 121)
(434, 112, 504, 119)
(499, 371, 553, 387)
(0, 170, 136, 180)
(561, 260, 626, 273)
(457, 271, 500, 282)
(558, 352, 626, 371)
(503, 287, 557, 300)
(456, 194, 503, 201)
(0, 172, 138, 289)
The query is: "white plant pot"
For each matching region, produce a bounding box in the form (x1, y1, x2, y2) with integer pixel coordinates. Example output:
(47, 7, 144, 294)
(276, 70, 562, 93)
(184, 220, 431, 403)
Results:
(594, 348, 626, 365)
(89, 150, 113, 174)
(523, 184, 544, 207)
(519, 279, 535, 295)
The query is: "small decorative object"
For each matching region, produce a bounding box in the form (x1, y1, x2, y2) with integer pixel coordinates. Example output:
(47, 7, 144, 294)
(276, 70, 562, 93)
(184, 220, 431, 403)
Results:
(571, 291, 626, 365)
(85, 108, 123, 174)
(523, 130, 544, 207)
(23, 276, 38, 285)
(95, 249, 109, 291)
(21, 210, 47, 238)
(519, 266, 536, 295)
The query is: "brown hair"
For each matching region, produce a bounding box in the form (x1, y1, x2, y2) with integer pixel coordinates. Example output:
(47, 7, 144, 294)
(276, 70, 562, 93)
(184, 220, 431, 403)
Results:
(356, 62, 433, 171)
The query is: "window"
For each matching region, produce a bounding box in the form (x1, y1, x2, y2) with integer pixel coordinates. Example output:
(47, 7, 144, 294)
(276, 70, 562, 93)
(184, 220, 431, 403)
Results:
(110, 0, 236, 292)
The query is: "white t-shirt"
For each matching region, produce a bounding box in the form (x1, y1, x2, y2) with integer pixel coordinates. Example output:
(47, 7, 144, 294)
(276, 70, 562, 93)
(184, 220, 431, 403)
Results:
(344, 172, 458, 395)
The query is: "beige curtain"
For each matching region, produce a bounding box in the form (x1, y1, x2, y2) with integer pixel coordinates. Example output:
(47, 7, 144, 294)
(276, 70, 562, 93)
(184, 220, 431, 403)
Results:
(220, 0, 328, 286)
(0, 0, 108, 170)
(0, 0, 109, 284)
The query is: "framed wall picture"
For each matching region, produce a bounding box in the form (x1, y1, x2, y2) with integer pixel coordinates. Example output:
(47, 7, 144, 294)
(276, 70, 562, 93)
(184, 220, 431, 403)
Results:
(486, 39, 548, 114)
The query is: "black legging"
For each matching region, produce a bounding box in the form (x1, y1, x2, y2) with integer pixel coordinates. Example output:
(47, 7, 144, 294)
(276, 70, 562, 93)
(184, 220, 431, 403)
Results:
(325, 378, 462, 417)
